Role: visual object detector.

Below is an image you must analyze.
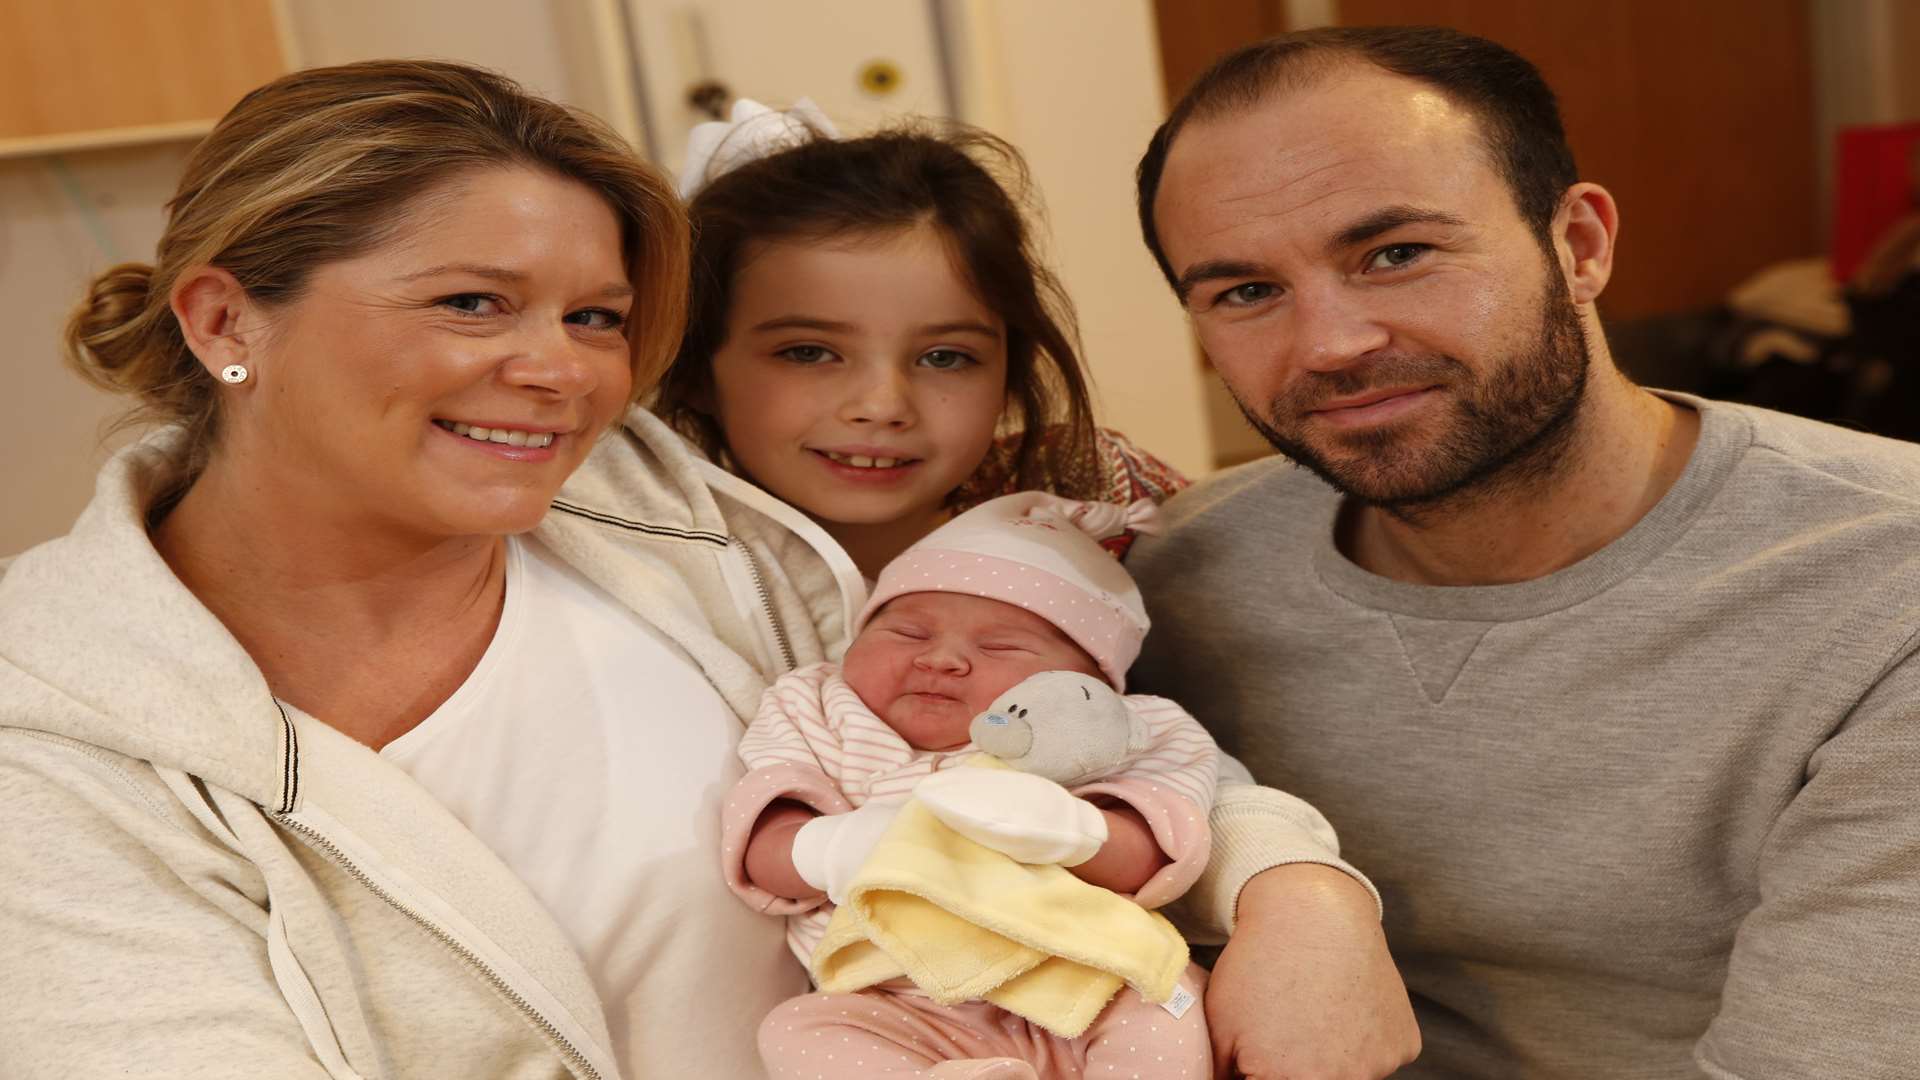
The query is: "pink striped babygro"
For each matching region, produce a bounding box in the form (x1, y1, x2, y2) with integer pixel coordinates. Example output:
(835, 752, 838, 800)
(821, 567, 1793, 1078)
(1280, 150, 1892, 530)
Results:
(720, 661, 1218, 968)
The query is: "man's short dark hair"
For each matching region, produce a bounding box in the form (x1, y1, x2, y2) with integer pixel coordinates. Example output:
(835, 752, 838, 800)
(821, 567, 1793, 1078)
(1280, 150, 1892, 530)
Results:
(1136, 25, 1579, 288)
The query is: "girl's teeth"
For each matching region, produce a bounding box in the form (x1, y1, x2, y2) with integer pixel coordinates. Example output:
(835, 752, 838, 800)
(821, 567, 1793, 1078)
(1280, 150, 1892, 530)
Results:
(826, 451, 904, 469)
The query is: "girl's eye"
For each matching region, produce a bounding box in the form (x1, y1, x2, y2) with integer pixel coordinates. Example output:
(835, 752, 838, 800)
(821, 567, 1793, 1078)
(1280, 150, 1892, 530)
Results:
(564, 307, 628, 332)
(440, 293, 504, 316)
(1366, 244, 1430, 272)
(980, 643, 1031, 654)
(918, 349, 975, 371)
(777, 345, 836, 365)
(1218, 282, 1278, 308)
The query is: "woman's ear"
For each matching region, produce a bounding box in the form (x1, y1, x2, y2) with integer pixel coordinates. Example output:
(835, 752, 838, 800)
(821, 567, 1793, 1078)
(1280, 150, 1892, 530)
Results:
(1553, 182, 1619, 307)
(169, 266, 260, 379)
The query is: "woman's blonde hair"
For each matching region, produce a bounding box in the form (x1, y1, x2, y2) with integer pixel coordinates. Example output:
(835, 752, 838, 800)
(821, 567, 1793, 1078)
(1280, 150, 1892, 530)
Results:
(65, 59, 688, 482)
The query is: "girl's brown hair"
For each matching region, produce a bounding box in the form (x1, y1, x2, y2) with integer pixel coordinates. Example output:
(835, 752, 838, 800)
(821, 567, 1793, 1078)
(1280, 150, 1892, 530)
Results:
(64, 59, 689, 485)
(653, 125, 1097, 499)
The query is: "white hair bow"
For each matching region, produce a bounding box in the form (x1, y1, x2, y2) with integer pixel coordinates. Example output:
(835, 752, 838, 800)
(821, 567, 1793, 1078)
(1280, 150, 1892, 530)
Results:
(676, 97, 840, 199)
(1014, 493, 1164, 543)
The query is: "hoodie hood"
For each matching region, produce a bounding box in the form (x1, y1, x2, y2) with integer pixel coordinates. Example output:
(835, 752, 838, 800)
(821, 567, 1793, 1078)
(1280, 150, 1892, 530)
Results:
(0, 429, 293, 809)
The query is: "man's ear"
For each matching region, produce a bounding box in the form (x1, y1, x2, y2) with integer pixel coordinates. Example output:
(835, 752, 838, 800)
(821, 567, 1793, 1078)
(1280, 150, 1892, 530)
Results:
(1552, 182, 1618, 307)
(169, 266, 260, 378)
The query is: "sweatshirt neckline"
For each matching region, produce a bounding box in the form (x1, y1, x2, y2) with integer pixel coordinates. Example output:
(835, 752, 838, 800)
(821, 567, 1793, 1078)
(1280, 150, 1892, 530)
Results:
(1311, 391, 1749, 622)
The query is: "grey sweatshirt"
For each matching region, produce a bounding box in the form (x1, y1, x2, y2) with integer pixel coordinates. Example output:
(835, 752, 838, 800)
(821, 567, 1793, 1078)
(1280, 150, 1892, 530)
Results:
(1129, 394, 1920, 1079)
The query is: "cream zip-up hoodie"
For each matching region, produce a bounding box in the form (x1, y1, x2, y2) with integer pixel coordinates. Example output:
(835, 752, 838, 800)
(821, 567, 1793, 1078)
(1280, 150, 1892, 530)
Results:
(0, 408, 1355, 1078)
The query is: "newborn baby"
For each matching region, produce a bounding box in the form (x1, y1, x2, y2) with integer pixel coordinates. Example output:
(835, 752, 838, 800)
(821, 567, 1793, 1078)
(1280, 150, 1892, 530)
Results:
(721, 492, 1219, 1080)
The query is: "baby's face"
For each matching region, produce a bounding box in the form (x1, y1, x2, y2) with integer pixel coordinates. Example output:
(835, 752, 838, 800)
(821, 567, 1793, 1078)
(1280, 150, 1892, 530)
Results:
(842, 591, 1104, 751)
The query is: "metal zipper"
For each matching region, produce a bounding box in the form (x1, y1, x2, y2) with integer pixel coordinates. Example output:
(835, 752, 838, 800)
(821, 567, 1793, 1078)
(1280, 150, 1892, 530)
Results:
(274, 814, 601, 1080)
(731, 537, 797, 672)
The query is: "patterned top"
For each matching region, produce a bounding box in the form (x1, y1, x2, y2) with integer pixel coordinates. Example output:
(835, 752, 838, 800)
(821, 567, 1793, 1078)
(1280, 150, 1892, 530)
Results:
(951, 426, 1191, 516)
(720, 662, 1219, 968)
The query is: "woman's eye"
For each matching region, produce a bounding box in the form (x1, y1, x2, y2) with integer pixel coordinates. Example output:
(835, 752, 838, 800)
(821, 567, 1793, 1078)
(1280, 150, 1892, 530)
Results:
(1219, 282, 1277, 307)
(777, 345, 835, 364)
(565, 307, 628, 332)
(440, 293, 503, 316)
(1367, 244, 1429, 271)
(918, 349, 975, 371)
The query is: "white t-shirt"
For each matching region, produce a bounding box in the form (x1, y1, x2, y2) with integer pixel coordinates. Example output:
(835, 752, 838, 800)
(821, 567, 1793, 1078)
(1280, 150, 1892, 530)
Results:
(381, 535, 804, 1078)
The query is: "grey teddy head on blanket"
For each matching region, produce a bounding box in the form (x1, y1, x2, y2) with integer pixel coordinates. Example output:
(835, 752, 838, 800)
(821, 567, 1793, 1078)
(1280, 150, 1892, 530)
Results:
(968, 670, 1152, 787)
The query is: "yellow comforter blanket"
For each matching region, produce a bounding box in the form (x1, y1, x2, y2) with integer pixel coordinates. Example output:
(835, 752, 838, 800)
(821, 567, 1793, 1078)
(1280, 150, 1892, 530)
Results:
(809, 767, 1189, 1039)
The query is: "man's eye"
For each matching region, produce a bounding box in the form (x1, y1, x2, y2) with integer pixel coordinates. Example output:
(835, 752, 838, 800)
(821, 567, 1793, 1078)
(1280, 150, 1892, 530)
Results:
(1220, 282, 1277, 307)
(1367, 244, 1430, 271)
(777, 345, 834, 364)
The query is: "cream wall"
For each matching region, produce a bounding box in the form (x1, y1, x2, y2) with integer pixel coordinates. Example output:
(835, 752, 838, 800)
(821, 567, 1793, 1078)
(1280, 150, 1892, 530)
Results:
(2, 142, 194, 555)
(942, 0, 1211, 478)
(3, 0, 1208, 554)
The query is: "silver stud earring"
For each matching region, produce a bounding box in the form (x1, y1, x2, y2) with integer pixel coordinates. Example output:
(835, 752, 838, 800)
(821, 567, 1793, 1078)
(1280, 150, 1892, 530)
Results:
(219, 364, 249, 385)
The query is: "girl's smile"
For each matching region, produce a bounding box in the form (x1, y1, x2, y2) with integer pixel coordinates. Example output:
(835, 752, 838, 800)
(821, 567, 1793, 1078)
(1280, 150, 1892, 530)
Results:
(708, 223, 1009, 570)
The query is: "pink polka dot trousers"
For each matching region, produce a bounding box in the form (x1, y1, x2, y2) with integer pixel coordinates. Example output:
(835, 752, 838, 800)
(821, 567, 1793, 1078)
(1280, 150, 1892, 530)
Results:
(757, 965, 1210, 1080)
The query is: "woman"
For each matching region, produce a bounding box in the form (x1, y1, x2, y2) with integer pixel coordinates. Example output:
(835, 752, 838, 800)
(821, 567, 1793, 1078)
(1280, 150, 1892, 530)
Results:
(0, 61, 1407, 1079)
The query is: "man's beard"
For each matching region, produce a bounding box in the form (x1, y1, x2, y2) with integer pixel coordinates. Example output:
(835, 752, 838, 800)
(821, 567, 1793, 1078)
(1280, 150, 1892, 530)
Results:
(1232, 271, 1591, 517)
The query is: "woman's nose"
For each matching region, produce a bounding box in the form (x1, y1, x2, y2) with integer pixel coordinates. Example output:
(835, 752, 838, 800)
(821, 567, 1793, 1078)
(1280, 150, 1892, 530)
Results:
(502, 327, 617, 400)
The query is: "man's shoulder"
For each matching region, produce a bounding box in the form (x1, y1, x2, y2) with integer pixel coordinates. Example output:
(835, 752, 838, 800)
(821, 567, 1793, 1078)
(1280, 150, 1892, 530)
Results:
(1156, 453, 1331, 534)
(1720, 398, 1920, 510)
(1129, 454, 1330, 591)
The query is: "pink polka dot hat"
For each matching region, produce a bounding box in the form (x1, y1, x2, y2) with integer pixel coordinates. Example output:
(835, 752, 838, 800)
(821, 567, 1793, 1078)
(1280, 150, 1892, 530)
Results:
(856, 492, 1163, 689)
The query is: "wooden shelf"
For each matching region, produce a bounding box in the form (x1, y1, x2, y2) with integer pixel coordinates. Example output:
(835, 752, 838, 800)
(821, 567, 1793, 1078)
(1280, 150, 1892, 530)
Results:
(0, 0, 290, 158)
(0, 120, 216, 161)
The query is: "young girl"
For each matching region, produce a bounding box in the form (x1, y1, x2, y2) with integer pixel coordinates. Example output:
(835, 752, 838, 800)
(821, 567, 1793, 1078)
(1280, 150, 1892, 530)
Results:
(652, 101, 1186, 576)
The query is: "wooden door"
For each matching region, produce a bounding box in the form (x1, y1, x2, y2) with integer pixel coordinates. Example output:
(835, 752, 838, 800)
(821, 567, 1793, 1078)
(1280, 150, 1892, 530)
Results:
(1151, 0, 1820, 320)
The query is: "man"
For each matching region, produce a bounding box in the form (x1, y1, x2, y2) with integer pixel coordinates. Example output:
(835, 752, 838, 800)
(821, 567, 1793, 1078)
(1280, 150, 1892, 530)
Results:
(1130, 25, 1920, 1080)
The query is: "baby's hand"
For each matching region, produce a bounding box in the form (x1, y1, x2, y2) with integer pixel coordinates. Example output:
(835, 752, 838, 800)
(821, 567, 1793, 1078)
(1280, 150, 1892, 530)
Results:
(789, 800, 903, 904)
(914, 767, 1107, 866)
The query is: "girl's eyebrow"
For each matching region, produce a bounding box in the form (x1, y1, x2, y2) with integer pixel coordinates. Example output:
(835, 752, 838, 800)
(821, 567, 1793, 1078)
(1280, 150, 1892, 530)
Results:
(749, 316, 1002, 339)
(917, 320, 1001, 339)
(750, 315, 855, 333)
